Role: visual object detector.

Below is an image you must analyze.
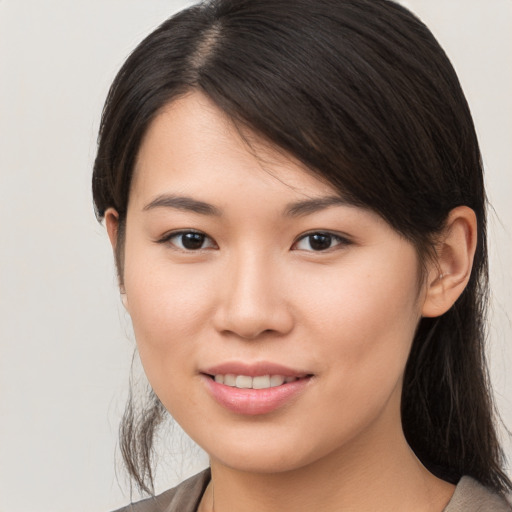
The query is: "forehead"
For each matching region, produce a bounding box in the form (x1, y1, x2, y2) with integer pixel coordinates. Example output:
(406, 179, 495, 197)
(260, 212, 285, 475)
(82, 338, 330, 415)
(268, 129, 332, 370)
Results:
(130, 91, 340, 206)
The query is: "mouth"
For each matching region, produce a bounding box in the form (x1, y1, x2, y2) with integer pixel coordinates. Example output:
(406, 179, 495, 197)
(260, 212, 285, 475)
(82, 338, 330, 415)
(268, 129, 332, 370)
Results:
(200, 364, 314, 415)
(205, 373, 310, 389)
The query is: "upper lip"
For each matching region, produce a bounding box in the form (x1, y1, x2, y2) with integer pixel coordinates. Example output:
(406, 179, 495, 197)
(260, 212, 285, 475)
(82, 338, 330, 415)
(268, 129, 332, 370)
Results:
(202, 361, 312, 378)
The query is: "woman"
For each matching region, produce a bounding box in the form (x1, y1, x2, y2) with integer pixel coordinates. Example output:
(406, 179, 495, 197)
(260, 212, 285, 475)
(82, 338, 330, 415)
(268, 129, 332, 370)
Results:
(92, 0, 512, 510)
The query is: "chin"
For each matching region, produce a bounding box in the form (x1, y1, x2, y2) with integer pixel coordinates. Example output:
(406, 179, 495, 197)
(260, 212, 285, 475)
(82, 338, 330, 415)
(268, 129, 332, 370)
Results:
(202, 432, 325, 475)
(214, 450, 309, 474)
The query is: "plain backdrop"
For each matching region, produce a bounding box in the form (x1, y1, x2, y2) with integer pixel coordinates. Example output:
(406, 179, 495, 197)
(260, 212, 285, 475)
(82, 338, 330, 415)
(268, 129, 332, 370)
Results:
(0, 1, 510, 511)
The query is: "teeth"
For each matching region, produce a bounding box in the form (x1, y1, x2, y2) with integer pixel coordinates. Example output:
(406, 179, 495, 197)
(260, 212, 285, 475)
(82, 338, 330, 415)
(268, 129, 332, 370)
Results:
(253, 375, 270, 389)
(270, 375, 285, 387)
(224, 374, 236, 386)
(213, 374, 298, 389)
(235, 375, 252, 388)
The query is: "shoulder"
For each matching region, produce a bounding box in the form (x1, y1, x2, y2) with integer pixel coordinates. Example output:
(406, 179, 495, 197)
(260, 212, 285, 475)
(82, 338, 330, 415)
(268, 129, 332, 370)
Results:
(111, 469, 211, 512)
(445, 476, 512, 511)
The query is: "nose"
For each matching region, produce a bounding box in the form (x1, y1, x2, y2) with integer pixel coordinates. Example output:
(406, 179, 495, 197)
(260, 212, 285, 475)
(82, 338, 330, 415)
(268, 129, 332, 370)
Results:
(212, 252, 294, 340)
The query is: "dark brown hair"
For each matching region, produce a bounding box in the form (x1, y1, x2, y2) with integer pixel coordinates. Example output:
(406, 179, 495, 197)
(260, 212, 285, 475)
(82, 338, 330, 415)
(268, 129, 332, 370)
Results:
(93, 0, 511, 495)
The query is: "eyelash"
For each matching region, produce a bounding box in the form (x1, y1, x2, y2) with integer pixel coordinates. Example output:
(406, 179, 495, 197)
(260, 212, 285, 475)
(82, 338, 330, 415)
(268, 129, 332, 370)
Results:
(292, 231, 352, 252)
(156, 230, 217, 251)
(156, 230, 352, 253)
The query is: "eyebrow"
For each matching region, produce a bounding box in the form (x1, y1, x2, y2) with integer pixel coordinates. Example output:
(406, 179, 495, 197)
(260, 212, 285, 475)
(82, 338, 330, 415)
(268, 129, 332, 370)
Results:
(284, 195, 351, 217)
(143, 194, 222, 216)
(143, 193, 351, 217)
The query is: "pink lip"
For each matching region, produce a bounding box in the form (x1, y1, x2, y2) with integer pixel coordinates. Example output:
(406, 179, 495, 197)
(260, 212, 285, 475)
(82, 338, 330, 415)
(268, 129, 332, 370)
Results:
(202, 361, 309, 378)
(200, 361, 313, 416)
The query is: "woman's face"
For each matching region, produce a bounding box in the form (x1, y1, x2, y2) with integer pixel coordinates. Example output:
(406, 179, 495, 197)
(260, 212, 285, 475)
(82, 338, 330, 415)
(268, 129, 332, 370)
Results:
(115, 91, 429, 474)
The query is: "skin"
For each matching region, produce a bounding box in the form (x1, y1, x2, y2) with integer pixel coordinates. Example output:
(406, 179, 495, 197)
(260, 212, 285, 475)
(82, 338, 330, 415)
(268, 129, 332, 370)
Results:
(106, 91, 477, 512)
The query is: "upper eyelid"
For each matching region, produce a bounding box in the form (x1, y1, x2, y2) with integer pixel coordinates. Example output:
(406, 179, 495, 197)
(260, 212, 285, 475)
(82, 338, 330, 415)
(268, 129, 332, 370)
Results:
(291, 231, 353, 253)
(156, 228, 207, 241)
(293, 230, 352, 243)
(155, 229, 217, 250)
(155, 229, 353, 247)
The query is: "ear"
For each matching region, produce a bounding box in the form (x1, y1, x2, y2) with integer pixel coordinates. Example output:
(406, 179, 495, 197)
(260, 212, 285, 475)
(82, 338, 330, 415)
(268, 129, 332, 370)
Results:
(105, 208, 128, 306)
(422, 206, 477, 318)
(105, 207, 120, 252)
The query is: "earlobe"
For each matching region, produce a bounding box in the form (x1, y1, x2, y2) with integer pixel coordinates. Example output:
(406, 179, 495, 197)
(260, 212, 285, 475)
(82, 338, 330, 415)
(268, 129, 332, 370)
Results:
(422, 206, 477, 318)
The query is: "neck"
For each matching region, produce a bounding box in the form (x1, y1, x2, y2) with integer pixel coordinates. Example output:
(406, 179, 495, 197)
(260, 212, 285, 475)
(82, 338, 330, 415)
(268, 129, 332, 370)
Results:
(201, 422, 454, 512)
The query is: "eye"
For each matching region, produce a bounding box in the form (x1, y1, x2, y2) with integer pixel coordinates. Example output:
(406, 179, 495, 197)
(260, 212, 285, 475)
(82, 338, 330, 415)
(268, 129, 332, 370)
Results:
(158, 230, 217, 251)
(293, 232, 350, 252)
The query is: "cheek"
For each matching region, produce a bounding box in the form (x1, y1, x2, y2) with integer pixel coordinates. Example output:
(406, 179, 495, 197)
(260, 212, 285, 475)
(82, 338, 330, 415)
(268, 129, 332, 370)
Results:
(288, 253, 422, 446)
(299, 248, 421, 378)
(122, 247, 215, 375)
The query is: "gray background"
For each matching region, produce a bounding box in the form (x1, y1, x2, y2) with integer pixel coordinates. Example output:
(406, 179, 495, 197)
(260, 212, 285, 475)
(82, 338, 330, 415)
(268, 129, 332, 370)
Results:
(0, 1, 510, 511)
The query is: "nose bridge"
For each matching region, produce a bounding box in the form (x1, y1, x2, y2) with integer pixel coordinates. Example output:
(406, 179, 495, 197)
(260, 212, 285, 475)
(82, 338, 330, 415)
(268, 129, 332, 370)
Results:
(215, 247, 292, 339)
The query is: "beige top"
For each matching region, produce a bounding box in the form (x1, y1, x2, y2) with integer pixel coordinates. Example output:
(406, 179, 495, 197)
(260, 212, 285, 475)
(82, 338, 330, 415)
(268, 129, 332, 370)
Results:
(113, 469, 512, 512)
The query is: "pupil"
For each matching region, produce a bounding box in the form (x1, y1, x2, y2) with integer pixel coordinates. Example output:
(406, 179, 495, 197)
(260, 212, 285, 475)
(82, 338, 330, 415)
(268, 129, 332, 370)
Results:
(182, 232, 205, 250)
(309, 234, 331, 251)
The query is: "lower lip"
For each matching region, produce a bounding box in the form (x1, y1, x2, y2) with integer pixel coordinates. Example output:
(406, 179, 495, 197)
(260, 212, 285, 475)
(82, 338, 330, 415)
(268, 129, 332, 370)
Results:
(202, 375, 312, 415)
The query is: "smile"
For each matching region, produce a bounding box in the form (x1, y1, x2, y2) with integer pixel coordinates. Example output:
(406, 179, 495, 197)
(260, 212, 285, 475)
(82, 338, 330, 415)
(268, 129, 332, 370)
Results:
(212, 374, 299, 389)
(201, 364, 313, 415)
